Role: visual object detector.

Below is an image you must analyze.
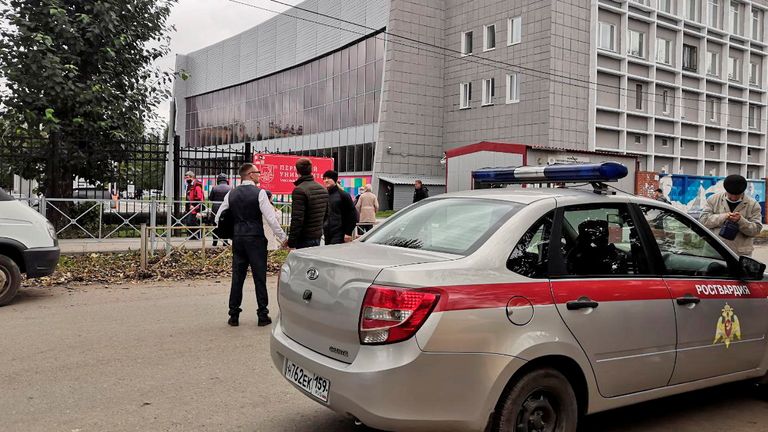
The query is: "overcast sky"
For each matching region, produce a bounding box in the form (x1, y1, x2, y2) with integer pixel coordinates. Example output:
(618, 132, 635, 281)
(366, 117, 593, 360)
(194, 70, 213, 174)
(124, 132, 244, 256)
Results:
(152, 0, 299, 128)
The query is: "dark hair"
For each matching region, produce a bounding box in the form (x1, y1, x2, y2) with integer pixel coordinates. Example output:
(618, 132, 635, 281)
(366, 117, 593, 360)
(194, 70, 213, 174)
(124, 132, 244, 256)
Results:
(239, 163, 255, 178)
(296, 158, 312, 176)
(323, 170, 339, 182)
(655, 188, 663, 193)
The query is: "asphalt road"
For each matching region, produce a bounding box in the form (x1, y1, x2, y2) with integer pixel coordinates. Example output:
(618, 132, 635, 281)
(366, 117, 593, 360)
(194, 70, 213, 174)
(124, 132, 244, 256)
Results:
(3, 278, 768, 432)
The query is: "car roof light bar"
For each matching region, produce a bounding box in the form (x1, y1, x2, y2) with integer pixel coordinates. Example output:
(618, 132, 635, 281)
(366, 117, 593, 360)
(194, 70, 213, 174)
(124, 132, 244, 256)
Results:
(471, 162, 629, 185)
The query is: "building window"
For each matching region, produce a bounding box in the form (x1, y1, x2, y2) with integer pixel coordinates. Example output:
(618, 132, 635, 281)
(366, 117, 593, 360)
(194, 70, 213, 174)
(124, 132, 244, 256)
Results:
(598, 22, 616, 52)
(707, 50, 720, 76)
(709, 0, 720, 27)
(634, 135, 642, 145)
(482, 78, 495, 106)
(687, 0, 698, 20)
(748, 148, 753, 156)
(749, 105, 759, 128)
(750, 60, 760, 85)
(730, 1, 741, 34)
(635, 84, 644, 110)
(461, 31, 473, 55)
(656, 38, 672, 64)
(728, 56, 741, 81)
(710, 143, 717, 151)
(660, 0, 674, 14)
(628, 30, 645, 58)
(661, 138, 669, 147)
(747, 168, 755, 178)
(484, 24, 496, 51)
(682, 44, 698, 71)
(508, 16, 522, 45)
(460, 82, 471, 109)
(506, 73, 520, 103)
(707, 97, 719, 121)
(662, 90, 671, 114)
(752, 8, 763, 40)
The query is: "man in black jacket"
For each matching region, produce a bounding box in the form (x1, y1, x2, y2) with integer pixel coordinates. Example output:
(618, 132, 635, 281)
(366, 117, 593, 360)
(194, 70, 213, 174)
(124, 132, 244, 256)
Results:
(285, 158, 329, 249)
(215, 163, 287, 327)
(413, 179, 429, 203)
(208, 173, 232, 247)
(322, 170, 358, 245)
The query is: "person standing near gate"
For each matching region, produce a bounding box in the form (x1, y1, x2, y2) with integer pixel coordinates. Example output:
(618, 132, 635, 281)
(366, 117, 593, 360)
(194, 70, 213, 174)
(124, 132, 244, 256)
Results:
(355, 184, 378, 235)
(285, 158, 329, 249)
(215, 163, 287, 327)
(322, 170, 357, 244)
(184, 171, 205, 239)
(208, 173, 232, 247)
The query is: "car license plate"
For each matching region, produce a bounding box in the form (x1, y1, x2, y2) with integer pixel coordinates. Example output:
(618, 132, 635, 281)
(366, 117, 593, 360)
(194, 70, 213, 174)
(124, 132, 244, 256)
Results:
(284, 359, 330, 403)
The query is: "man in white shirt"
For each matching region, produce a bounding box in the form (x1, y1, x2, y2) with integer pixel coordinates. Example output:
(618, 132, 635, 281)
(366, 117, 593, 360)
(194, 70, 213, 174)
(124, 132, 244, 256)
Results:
(216, 163, 287, 327)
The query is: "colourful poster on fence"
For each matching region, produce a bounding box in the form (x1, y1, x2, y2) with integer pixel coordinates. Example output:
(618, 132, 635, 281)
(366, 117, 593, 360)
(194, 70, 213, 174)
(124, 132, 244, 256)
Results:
(659, 174, 766, 220)
(338, 175, 372, 198)
(253, 154, 334, 194)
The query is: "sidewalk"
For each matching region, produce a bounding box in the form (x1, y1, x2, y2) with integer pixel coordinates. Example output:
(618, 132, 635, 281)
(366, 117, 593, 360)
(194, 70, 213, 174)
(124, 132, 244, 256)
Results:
(59, 237, 208, 254)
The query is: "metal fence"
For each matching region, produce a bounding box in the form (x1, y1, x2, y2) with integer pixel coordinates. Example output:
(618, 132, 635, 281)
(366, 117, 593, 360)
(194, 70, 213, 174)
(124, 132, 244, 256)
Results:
(0, 135, 254, 204)
(0, 135, 168, 199)
(15, 197, 293, 242)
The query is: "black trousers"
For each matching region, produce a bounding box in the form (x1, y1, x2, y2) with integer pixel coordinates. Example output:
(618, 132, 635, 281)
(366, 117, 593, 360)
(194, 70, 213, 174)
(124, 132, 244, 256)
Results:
(229, 236, 269, 318)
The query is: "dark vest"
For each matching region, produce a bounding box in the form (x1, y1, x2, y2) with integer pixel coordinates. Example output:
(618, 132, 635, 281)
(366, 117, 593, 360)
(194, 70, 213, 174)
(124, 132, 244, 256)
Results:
(229, 185, 264, 238)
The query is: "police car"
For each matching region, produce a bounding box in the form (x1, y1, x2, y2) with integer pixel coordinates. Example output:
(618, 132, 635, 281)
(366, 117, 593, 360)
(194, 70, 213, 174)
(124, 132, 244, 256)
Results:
(0, 188, 60, 306)
(270, 163, 768, 432)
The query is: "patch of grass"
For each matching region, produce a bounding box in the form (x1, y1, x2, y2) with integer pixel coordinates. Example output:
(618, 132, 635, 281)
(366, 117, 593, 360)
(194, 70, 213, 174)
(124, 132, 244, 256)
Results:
(376, 210, 395, 218)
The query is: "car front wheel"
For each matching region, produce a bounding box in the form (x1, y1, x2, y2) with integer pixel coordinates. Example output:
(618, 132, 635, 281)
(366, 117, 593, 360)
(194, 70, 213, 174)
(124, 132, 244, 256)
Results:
(0, 254, 22, 306)
(494, 368, 578, 432)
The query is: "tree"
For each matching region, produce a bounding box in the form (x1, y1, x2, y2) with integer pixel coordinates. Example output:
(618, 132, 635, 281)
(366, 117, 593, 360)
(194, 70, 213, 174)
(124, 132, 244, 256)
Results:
(0, 0, 178, 197)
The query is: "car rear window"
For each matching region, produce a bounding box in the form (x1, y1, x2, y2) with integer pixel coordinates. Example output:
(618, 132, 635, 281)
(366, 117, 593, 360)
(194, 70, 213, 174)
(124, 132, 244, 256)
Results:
(363, 198, 522, 255)
(0, 188, 13, 201)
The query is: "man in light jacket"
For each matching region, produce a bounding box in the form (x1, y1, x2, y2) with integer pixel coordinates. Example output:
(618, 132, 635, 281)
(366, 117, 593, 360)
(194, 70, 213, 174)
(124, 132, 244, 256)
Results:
(700, 174, 763, 256)
(355, 184, 378, 235)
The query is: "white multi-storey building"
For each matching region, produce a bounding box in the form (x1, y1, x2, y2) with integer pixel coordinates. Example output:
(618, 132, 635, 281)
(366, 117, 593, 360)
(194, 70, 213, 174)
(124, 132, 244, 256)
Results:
(593, 0, 768, 178)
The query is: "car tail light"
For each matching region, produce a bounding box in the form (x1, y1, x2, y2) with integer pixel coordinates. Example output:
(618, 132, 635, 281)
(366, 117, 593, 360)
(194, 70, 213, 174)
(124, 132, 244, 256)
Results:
(359, 285, 440, 345)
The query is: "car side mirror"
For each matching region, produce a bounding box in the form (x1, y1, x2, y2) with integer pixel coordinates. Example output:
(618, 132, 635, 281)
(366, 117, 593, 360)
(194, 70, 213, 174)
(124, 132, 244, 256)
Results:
(739, 256, 766, 280)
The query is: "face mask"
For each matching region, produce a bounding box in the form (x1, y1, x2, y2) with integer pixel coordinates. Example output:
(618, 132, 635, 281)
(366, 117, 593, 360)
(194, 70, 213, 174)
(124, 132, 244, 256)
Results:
(186, 179, 193, 185)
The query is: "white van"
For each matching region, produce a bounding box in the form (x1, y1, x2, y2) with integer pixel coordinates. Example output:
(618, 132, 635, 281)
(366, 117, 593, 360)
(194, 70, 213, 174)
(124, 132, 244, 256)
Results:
(0, 188, 60, 305)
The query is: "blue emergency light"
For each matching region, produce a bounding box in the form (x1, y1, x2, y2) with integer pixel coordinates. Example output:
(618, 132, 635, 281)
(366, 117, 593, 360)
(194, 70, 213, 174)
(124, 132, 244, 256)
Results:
(472, 162, 628, 184)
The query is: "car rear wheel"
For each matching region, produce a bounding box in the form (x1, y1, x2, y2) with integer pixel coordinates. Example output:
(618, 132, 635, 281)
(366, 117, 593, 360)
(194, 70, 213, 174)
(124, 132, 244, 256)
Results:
(494, 368, 578, 432)
(0, 254, 22, 306)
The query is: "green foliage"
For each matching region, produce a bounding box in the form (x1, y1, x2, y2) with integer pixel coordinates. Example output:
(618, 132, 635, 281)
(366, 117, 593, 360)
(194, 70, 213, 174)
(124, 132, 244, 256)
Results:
(0, 0, 178, 196)
(375, 210, 396, 218)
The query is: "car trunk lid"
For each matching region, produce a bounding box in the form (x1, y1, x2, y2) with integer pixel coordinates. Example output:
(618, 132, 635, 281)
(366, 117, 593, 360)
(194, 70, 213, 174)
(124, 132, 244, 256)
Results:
(278, 242, 456, 363)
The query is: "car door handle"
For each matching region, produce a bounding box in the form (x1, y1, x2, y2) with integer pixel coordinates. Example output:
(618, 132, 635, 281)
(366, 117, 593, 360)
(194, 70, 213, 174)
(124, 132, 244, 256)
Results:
(676, 295, 701, 306)
(566, 297, 599, 310)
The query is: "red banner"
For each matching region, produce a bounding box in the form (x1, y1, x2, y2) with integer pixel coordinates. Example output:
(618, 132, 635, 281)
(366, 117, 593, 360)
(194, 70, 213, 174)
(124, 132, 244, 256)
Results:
(252, 154, 334, 194)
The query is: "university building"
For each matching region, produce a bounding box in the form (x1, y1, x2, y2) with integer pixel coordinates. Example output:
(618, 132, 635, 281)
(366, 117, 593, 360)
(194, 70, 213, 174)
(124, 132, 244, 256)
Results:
(171, 0, 768, 209)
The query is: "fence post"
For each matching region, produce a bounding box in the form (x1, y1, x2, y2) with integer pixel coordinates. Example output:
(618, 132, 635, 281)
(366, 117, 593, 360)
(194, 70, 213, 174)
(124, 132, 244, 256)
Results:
(173, 135, 181, 215)
(201, 225, 207, 266)
(40, 196, 46, 216)
(98, 201, 103, 239)
(149, 200, 157, 254)
(140, 223, 147, 271)
(244, 141, 252, 162)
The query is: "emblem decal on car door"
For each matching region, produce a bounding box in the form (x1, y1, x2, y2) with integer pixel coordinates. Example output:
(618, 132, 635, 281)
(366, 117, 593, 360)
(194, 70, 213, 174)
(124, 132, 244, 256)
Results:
(714, 303, 741, 348)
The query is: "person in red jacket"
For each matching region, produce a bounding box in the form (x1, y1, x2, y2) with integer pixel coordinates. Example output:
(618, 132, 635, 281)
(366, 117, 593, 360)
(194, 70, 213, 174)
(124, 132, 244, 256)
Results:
(184, 171, 205, 239)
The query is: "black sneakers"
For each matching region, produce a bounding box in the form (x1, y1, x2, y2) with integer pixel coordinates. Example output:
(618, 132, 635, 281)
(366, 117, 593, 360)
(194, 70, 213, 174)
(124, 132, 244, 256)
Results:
(257, 316, 272, 327)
